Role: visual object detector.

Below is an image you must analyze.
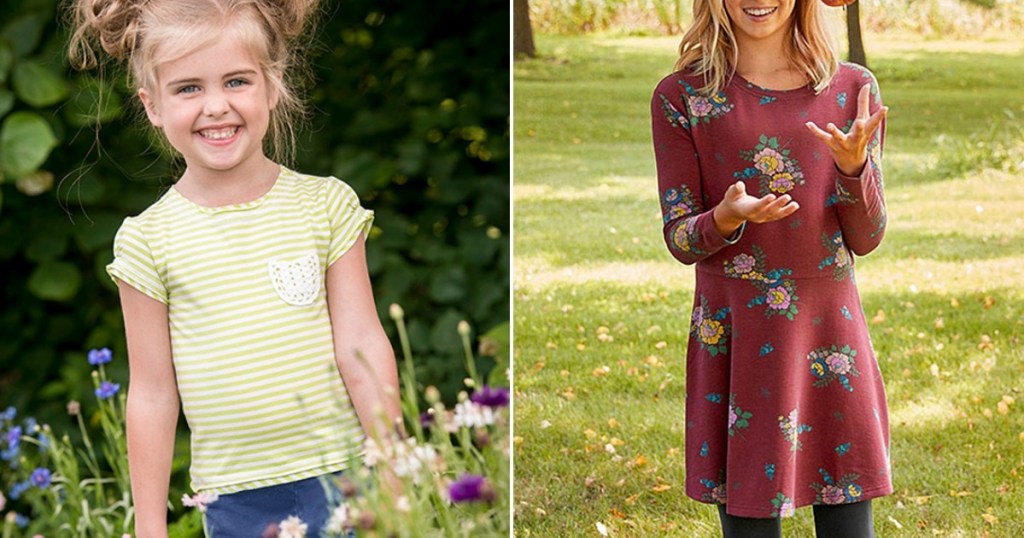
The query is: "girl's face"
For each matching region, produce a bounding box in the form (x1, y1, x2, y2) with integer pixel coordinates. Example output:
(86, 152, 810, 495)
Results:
(723, 0, 797, 44)
(139, 34, 277, 177)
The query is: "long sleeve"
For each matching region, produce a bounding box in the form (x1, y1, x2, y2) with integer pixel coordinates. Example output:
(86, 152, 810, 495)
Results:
(835, 81, 887, 256)
(652, 80, 742, 265)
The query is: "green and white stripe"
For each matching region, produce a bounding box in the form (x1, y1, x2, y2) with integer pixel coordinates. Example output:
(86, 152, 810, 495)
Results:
(108, 167, 372, 494)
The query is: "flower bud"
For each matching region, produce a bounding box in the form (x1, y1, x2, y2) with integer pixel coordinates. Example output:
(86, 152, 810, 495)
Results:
(425, 385, 441, 403)
(67, 401, 81, 416)
(457, 320, 471, 337)
(389, 304, 404, 320)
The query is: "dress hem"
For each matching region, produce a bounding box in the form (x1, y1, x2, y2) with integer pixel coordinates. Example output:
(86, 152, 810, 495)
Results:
(687, 482, 893, 519)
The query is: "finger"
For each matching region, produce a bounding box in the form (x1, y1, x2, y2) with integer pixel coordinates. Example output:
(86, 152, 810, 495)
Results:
(826, 122, 847, 141)
(863, 106, 888, 139)
(805, 122, 834, 144)
(857, 84, 871, 121)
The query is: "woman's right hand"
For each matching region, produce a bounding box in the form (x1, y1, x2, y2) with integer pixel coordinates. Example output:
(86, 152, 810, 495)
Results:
(712, 180, 800, 237)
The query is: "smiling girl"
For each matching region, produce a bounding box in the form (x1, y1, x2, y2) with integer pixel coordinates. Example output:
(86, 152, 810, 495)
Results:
(68, 1, 401, 536)
(652, 1, 889, 536)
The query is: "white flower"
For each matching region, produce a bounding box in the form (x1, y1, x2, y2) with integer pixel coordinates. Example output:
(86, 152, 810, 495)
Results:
(326, 504, 352, 533)
(363, 438, 388, 467)
(181, 492, 219, 513)
(278, 515, 307, 538)
(395, 495, 411, 513)
(453, 400, 496, 429)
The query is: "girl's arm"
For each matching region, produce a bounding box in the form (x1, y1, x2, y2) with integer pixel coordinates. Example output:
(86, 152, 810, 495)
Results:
(806, 82, 889, 255)
(117, 280, 179, 538)
(326, 234, 402, 441)
(652, 79, 798, 264)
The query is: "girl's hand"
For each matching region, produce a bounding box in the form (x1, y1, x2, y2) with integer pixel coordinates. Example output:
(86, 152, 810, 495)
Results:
(712, 180, 800, 237)
(805, 83, 888, 177)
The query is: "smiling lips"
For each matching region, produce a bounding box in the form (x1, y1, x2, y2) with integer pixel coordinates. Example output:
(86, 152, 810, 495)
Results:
(198, 126, 240, 141)
(743, 6, 778, 18)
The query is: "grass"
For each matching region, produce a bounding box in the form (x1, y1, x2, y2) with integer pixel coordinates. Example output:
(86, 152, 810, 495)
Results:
(512, 33, 1024, 537)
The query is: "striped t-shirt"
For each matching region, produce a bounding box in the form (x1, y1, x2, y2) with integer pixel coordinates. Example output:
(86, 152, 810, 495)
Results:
(107, 167, 372, 494)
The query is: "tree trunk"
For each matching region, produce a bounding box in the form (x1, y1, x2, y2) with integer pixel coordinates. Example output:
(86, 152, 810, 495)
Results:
(514, 0, 536, 59)
(846, 2, 867, 67)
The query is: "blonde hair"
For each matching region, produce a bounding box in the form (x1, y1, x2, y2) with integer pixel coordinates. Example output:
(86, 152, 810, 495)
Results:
(674, 0, 840, 95)
(67, 0, 320, 164)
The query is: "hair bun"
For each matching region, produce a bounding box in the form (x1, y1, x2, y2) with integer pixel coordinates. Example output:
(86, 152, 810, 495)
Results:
(68, 0, 146, 68)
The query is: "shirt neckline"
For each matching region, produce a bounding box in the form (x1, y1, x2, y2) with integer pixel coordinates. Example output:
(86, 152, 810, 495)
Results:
(730, 71, 814, 99)
(170, 166, 289, 215)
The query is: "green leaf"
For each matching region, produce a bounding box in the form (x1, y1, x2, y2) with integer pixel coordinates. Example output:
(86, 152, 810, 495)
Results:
(429, 309, 466, 354)
(0, 88, 14, 118)
(0, 111, 58, 178)
(28, 261, 82, 301)
(64, 77, 124, 127)
(72, 212, 123, 253)
(428, 267, 467, 303)
(12, 60, 70, 107)
(1, 13, 46, 58)
(0, 42, 12, 85)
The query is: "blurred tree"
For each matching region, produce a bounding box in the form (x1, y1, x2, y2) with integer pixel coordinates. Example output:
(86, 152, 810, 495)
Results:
(847, 2, 867, 67)
(514, 0, 537, 58)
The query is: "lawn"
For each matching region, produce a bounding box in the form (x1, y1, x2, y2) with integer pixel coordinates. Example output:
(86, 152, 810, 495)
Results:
(512, 34, 1024, 537)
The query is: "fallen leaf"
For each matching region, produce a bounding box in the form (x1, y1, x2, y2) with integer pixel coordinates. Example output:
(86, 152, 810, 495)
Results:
(545, 341, 557, 350)
(577, 343, 587, 351)
(887, 515, 903, 529)
(632, 454, 648, 468)
(624, 494, 640, 505)
(584, 429, 597, 438)
(871, 310, 886, 324)
(651, 484, 672, 493)
(604, 444, 616, 454)
(592, 366, 610, 377)
(608, 418, 620, 429)
(950, 297, 960, 308)
(998, 401, 1010, 415)
(654, 341, 668, 349)
(609, 508, 628, 519)
(983, 296, 996, 309)
(666, 447, 680, 458)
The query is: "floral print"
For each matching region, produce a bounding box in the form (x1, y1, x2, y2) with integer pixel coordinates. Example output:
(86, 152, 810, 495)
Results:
(690, 295, 731, 357)
(778, 408, 812, 452)
(724, 246, 800, 320)
(728, 394, 753, 436)
(811, 467, 863, 505)
(659, 93, 687, 129)
(680, 80, 734, 125)
(819, 231, 853, 281)
(735, 135, 806, 196)
(700, 470, 728, 504)
(808, 344, 860, 392)
(661, 185, 699, 224)
(770, 492, 796, 518)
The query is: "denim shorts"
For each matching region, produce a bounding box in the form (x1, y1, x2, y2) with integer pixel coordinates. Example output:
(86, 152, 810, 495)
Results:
(203, 473, 355, 538)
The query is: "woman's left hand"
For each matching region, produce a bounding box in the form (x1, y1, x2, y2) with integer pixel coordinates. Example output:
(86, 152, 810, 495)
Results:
(805, 83, 888, 177)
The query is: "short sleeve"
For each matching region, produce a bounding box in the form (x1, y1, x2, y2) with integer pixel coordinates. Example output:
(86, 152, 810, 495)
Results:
(106, 218, 168, 304)
(325, 178, 374, 266)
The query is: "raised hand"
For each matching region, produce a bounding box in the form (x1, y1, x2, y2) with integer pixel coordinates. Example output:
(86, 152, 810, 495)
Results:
(712, 180, 800, 237)
(805, 83, 888, 177)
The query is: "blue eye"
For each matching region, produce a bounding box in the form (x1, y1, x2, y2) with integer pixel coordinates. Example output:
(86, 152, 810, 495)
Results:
(177, 85, 199, 94)
(227, 79, 248, 88)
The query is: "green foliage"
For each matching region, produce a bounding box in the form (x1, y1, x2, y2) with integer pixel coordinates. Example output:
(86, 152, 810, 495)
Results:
(0, 0, 508, 527)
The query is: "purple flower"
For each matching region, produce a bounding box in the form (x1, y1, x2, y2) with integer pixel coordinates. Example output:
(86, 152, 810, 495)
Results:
(88, 347, 113, 365)
(95, 381, 121, 399)
(448, 474, 496, 503)
(470, 386, 509, 408)
(420, 411, 435, 428)
(1, 406, 15, 421)
(30, 467, 52, 488)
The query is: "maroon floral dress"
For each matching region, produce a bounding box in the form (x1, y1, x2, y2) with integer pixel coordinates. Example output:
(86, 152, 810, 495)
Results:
(651, 63, 892, 518)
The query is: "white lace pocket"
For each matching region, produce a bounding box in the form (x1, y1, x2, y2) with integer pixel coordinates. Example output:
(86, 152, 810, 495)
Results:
(268, 252, 321, 306)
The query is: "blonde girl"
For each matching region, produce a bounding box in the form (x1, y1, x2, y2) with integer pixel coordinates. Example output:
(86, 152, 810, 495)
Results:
(652, 1, 889, 536)
(68, 1, 401, 535)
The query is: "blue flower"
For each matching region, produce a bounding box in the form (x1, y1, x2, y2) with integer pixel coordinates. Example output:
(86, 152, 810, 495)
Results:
(88, 347, 113, 365)
(470, 386, 509, 408)
(1, 406, 15, 421)
(9, 480, 31, 500)
(31, 467, 52, 488)
(14, 513, 29, 528)
(5, 425, 22, 448)
(1, 447, 18, 462)
(23, 417, 37, 433)
(37, 432, 51, 451)
(95, 381, 121, 399)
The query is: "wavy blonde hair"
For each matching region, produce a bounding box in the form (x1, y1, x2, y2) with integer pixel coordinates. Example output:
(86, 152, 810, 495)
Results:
(67, 0, 320, 164)
(674, 0, 840, 96)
